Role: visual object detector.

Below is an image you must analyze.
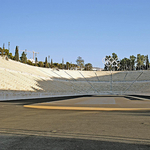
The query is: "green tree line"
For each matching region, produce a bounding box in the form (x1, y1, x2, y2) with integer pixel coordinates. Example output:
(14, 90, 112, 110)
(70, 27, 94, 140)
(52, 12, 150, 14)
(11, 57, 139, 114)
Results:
(104, 53, 150, 71)
(1, 45, 149, 71)
(0, 45, 92, 70)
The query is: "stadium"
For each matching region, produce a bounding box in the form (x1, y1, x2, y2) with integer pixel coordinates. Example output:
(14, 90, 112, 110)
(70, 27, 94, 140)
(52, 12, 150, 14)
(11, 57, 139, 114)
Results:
(0, 55, 150, 109)
(1, 0, 150, 149)
(1, 55, 150, 149)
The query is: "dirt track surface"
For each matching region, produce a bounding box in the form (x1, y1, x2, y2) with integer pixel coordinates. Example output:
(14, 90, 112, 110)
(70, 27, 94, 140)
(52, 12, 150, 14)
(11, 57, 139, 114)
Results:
(0, 96, 150, 149)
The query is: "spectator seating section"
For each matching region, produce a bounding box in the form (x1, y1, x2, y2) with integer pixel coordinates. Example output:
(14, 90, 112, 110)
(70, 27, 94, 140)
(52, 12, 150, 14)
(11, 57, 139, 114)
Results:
(0, 56, 150, 100)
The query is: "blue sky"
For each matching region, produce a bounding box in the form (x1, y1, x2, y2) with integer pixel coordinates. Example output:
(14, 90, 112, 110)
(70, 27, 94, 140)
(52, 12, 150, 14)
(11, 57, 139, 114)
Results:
(1, 0, 150, 67)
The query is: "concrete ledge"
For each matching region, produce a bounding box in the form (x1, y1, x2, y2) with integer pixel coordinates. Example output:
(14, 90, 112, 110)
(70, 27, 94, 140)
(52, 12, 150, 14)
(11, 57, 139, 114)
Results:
(24, 105, 150, 111)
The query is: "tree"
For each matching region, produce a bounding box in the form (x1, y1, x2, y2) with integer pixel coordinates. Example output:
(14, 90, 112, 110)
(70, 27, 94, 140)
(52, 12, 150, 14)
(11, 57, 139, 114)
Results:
(0, 44, 6, 56)
(35, 57, 38, 64)
(2, 44, 4, 50)
(0, 45, 12, 58)
(44, 57, 48, 68)
(20, 52, 27, 63)
(104, 55, 111, 71)
(70, 63, 78, 70)
(85, 63, 93, 71)
(53, 63, 59, 68)
(4, 49, 9, 56)
(112, 53, 119, 71)
(9, 53, 14, 60)
(50, 59, 54, 68)
(145, 55, 149, 70)
(14, 46, 19, 61)
(120, 58, 125, 70)
(58, 63, 63, 69)
(38, 61, 44, 67)
(130, 55, 136, 70)
(112, 53, 118, 59)
(136, 54, 145, 70)
(76, 56, 84, 70)
(120, 58, 130, 70)
(62, 58, 64, 69)
(104, 53, 119, 71)
(27, 60, 33, 65)
(48, 63, 51, 68)
(0, 47, 4, 56)
(66, 62, 71, 70)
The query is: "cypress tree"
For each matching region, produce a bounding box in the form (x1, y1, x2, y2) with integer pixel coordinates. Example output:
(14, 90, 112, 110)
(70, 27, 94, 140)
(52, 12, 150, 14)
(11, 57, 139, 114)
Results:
(45, 57, 48, 68)
(3, 43, 5, 49)
(15, 46, 19, 61)
(35, 57, 38, 65)
(1, 43, 5, 56)
(51, 59, 53, 68)
(146, 55, 149, 70)
(62, 58, 64, 69)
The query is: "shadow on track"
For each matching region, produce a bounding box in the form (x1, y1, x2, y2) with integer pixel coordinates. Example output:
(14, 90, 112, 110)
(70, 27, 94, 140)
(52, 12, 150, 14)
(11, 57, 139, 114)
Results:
(0, 133, 150, 150)
(0, 95, 93, 105)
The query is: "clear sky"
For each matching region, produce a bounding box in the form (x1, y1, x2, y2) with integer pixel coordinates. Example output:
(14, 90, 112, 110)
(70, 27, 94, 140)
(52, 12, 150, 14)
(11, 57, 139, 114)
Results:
(1, 0, 150, 67)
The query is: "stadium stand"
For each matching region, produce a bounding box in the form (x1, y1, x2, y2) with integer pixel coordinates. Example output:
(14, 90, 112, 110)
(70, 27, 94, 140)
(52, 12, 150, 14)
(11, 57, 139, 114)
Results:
(0, 56, 150, 100)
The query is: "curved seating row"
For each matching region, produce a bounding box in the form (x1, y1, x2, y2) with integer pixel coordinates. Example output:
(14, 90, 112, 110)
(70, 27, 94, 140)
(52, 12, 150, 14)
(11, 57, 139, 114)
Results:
(0, 56, 150, 100)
